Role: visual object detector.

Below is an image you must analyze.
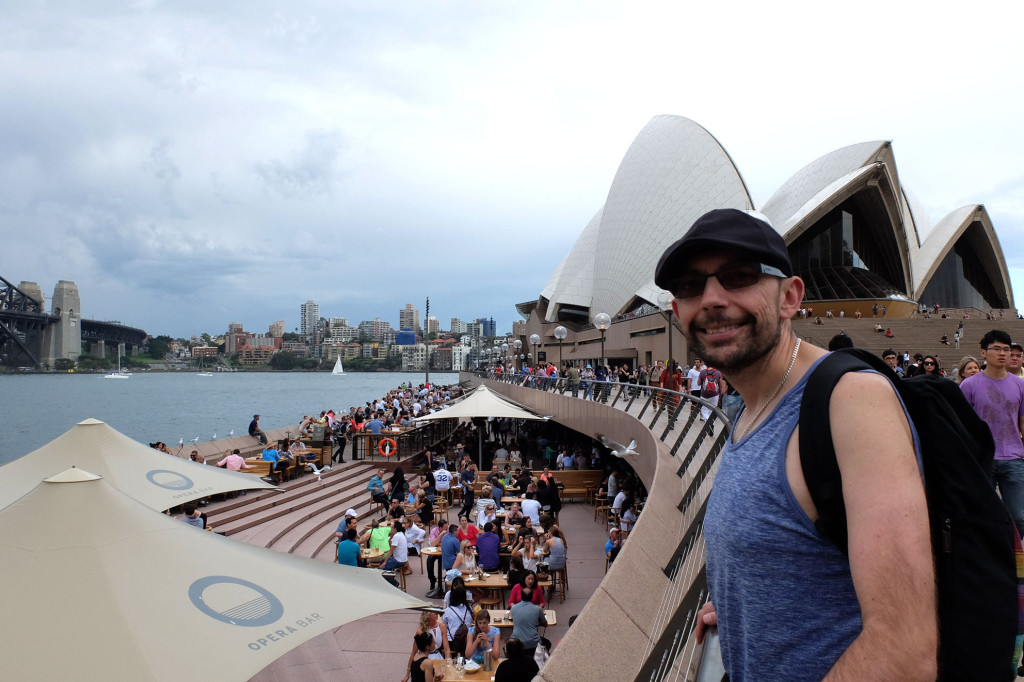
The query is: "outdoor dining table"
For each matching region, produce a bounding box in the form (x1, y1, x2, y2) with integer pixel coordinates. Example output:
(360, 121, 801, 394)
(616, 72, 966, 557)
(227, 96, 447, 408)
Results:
(360, 547, 385, 561)
(458, 572, 510, 590)
(488, 609, 556, 628)
(431, 657, 504, 678)
(500, 497, 524, 504)
(422, 546, 441, 557)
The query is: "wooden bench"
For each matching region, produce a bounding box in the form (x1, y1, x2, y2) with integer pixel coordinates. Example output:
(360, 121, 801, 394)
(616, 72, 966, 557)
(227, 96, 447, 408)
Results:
(242, 458, 271, 477)
(552, 470, 605, 502)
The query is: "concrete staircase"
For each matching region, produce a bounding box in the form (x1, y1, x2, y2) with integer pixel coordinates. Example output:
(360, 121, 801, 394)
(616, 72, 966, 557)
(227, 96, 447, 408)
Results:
(793, 311, 1024, 371)
(205, 461, 421, 561)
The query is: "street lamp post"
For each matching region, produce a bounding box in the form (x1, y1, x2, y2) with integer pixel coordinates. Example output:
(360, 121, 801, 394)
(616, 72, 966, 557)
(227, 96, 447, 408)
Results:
(529, 334, 540, 370)
(553, 325, 567, 370)
(593, 313, 611, 366)
(657, 291, 675, 365)
(513, 339, 522, 371)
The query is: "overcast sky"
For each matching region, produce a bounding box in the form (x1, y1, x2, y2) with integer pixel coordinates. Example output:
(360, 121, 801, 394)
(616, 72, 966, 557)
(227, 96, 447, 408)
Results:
(2, 1, 1022, 338)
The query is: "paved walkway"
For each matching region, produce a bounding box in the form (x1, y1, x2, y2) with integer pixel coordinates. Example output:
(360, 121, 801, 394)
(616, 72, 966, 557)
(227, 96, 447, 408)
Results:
(248, 498, 614, 681)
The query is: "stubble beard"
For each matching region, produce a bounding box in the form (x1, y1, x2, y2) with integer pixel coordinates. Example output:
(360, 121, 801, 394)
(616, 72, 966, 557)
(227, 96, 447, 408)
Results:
(689, 313, 782, 374)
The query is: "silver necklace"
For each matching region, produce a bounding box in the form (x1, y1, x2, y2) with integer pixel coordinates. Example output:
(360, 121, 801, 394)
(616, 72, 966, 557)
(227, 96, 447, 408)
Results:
(735, 337, 801, 442)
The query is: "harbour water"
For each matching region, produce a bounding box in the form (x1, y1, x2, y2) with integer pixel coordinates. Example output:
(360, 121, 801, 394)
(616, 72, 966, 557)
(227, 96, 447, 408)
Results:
(0, 371, 459, 465)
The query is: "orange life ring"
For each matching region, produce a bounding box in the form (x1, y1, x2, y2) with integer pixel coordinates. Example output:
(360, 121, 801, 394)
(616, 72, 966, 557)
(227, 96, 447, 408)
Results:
(378, 438, 397, 458)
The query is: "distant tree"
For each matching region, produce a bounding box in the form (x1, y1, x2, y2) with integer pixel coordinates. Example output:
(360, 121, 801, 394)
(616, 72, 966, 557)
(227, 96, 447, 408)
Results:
(54, 358, 75, 371)
(200, 333, 213, 345)
(282, 332, 299, 342)
(148, 335, 173, 358)
(268, 350, 300, 370)
(301, 357, 320, 370)
(427, 332, 438, 341)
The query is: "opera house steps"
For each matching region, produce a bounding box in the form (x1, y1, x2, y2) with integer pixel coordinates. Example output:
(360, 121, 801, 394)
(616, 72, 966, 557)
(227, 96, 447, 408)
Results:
(793, 312, 1024, 368)
(206, 462, 420, 558)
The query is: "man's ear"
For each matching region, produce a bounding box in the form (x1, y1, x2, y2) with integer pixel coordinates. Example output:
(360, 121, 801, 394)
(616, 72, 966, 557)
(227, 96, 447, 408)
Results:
(779, 276, 805, 319)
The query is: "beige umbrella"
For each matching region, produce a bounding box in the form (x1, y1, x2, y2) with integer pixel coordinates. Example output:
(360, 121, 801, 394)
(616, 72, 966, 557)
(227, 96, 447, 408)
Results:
(415, 384, 548, 466)
(0, 467, 426, 681)
(0, 418, 277, 511)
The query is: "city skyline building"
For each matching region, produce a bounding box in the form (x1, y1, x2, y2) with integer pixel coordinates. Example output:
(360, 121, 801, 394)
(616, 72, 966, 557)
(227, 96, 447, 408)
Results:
(300, 300, 319, 338)
(399, 303, 421, 337)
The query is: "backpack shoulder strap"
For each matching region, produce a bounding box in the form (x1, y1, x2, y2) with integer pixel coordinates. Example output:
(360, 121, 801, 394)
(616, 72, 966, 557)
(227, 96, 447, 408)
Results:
(799, 348, 899, 556)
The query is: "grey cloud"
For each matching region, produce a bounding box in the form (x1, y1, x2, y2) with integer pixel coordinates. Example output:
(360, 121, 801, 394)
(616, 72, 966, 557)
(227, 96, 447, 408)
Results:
(253, 131, 345, 198)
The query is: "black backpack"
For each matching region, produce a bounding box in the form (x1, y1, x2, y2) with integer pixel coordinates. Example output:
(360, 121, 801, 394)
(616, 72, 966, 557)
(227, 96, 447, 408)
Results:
(799, 348, 1021, 681)
(446, 605, 472, 656)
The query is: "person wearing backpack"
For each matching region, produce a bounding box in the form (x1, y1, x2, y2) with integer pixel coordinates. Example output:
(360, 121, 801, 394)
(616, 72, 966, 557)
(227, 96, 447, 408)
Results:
(442, 585, 474, 659)
(655, 208, 938, 681)
(697, 363, 723, 421)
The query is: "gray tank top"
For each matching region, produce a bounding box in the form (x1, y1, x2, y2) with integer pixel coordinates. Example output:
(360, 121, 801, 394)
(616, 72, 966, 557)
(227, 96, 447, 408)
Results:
(705, 358, 905, 680)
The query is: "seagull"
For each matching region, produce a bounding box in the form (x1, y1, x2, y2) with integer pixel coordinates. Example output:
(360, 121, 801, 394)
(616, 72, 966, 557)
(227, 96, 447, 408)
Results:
(211, 432, 217, 441)
(177, 438, 184, 447)
(190, 437, 200, 445)
(306, 463, 332, 480)
(227, 430, 234, 438)
(596, 433, 638, 458)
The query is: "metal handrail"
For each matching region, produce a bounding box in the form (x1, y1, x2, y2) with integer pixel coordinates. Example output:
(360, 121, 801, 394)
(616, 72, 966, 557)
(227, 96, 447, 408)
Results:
(474, 371, 729, 424)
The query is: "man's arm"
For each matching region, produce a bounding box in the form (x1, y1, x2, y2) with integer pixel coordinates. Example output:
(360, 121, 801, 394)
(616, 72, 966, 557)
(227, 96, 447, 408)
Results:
(811, 372, 937, 681)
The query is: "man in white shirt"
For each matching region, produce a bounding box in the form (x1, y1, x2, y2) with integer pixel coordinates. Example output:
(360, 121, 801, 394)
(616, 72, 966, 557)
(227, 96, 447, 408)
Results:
(612, 489, 628, 514)
(687, 359, 703, 398)
(403, 517, 426, 556)
(433, 461, 453, 503)
(381, 524, 408, 587)
(521, 491, 542, 526)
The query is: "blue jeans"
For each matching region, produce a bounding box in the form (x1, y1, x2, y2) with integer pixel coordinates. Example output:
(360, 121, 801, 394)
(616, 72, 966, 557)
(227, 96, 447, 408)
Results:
(722, 393, 744, 423)
(382, 557, 406, 587)
(991, 458, 1024, 537)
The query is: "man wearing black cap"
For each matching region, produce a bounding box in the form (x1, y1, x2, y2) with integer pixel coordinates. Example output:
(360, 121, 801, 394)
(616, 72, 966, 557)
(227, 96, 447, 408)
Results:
(656, 209, 935, 680)
(248, 414, 268, 445)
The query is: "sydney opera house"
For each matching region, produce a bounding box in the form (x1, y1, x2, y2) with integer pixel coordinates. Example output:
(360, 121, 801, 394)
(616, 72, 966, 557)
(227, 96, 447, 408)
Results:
(515, 115, 1013, 366)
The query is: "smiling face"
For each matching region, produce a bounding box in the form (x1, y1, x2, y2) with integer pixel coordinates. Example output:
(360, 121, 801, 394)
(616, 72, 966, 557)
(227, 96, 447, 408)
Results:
(671, 250, 800, 373)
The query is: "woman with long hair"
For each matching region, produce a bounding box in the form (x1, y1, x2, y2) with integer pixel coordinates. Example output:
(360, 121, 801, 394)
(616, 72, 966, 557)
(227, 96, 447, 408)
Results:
(957, 356, 981, 385)
(465, 609, 501, 665)
(401, 611, 450, 682)
(406, 631, 441, 682)
(389, 466, 407, 502)
(414, 489, 433, 526)
(921, 355, 944, 377)
(508, 570, 546, 607)
(452, 539, 478, 575)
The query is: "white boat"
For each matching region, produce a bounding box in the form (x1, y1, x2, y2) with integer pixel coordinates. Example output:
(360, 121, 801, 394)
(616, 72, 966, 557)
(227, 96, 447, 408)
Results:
(197, 356, 213, 377)
(332, 357, 345, 375)
(103, 350, 131, 379)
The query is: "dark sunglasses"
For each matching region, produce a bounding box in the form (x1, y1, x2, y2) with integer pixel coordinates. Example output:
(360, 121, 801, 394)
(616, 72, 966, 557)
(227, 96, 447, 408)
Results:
(923, 361, 936, 366)
(669, 262, 786, 299)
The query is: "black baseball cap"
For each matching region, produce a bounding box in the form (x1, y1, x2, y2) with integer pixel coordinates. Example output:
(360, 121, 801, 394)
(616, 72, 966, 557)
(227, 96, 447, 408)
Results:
(655, 208, 793, 290)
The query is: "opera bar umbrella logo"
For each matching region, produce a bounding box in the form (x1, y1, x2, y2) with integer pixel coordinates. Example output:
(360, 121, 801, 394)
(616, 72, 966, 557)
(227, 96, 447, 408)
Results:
(146, 469, 194, 491)
(189, 576, 284, 627)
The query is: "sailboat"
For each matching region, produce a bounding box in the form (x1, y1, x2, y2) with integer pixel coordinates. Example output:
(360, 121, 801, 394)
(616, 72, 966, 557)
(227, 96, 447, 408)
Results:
(197, 355, 213, 377)
(103, 349, 131, 379)
(332, 356, 345, 375)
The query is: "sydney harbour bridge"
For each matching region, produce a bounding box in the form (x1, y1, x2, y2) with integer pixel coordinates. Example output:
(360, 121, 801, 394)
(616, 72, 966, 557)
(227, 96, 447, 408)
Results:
(0, 274, 147, 369)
